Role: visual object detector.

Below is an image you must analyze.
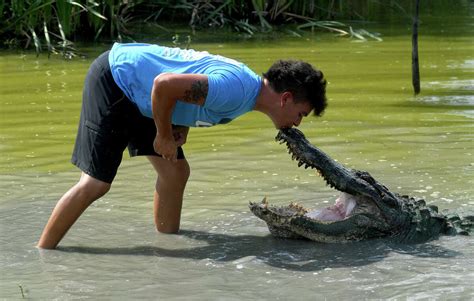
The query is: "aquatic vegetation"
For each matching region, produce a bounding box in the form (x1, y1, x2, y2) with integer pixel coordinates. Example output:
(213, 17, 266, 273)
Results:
(1, 0, 412, 55)
(1, 0, 138, 57)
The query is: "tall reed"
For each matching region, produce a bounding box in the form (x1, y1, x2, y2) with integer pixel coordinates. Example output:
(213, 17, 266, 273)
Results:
(3, 0, 445, 55)
(1, 0, 139, 56)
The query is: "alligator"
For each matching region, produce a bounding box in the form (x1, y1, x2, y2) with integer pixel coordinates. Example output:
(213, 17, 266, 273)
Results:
(249, 128, 473, 243)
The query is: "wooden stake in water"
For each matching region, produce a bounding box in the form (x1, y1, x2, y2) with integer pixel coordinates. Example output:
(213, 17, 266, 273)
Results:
(18, 284, 25, 298)
(412, 0, 421, 95)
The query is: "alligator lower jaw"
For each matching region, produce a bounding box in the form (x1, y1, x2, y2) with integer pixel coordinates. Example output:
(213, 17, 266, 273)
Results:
(250, 192, 393, 242)
(250, 192, 368, 224)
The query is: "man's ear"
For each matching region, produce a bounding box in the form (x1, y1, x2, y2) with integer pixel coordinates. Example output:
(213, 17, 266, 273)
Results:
(280, 91, 293, 107)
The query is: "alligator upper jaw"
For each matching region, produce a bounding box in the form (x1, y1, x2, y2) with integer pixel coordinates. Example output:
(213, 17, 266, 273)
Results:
(275, 128, 361, 193)
(276, 128, 398, 211)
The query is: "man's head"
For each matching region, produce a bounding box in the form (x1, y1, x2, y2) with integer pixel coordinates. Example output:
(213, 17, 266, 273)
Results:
(263, 60, 327, 127)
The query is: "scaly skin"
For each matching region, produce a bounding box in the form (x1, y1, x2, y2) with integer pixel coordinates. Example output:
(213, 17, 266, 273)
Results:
(249, 128, 473, 243)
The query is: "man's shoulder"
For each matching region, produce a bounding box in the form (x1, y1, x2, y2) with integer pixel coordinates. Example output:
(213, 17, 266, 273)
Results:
(206, 58, 259, 83)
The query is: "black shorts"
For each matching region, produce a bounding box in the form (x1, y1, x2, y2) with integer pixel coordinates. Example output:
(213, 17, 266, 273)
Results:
(71, 50, 185, 183)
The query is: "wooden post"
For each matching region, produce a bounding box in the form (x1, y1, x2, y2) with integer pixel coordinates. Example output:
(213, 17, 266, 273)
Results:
(412, 0, 421, 95)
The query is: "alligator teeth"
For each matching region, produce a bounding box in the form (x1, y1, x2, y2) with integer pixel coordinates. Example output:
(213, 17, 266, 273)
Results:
(304, 164, 309, 169)
(298, 161, 304, 167)
(323, 177, 335, 189)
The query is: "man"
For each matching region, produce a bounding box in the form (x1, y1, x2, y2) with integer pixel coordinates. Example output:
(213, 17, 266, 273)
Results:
(37, 43, 327, 249)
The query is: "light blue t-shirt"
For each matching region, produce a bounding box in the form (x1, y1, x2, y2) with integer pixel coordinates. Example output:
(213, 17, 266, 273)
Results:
(108, 43, 262, 127)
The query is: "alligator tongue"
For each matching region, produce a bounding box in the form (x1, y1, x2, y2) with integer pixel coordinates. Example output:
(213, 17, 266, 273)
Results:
(305, 193, 357, 221)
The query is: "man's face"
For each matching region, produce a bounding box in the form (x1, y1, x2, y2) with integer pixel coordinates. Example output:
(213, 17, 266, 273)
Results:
(273, 93, 313, 129)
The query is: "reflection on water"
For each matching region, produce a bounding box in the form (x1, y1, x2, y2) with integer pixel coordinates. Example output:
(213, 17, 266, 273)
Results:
(1, 15, 474, 301)
(447, 59, 474, 69)
(452, 109, 474, 119)
(416, 95, 474, 106)
(423, 79, 474, 91)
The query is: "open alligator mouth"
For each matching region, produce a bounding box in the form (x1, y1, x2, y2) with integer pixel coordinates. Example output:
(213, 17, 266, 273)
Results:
(249, 128, 392, 242)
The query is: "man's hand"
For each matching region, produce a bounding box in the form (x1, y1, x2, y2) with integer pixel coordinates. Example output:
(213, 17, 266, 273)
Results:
(154, 134, 178, 162)
(172, 126, 189, 147)
(153, 126, 189, 162)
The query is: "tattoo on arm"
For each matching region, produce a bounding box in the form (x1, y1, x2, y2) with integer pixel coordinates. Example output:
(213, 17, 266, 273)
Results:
(182, 80, 208, 105)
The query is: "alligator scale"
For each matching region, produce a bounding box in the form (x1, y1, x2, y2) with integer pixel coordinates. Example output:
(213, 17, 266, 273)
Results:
(249, 128, 473, 243)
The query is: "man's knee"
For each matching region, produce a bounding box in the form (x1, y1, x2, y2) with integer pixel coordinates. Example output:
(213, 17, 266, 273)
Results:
(147, 156, 191, 188)
(75, 173, 111, 202)
(159, 160, 190, 186)
(169, 160, 190, 183)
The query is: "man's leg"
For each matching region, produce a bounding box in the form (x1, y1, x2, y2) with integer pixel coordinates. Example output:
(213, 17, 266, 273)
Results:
(37, 173, 111, 249)
(147, 156, 190, 233)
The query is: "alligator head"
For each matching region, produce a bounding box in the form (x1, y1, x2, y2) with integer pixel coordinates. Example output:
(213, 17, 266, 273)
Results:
(249, 128, 472, 243)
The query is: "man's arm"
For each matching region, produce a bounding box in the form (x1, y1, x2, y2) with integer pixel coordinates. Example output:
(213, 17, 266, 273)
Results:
(151, 73, 208, 162)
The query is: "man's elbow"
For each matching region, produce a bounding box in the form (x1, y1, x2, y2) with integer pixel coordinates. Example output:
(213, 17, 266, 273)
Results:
(153, 73, 174, 91)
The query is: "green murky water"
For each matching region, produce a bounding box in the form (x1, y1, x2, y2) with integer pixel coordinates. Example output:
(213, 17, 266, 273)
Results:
(1, 8, 473, 300)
